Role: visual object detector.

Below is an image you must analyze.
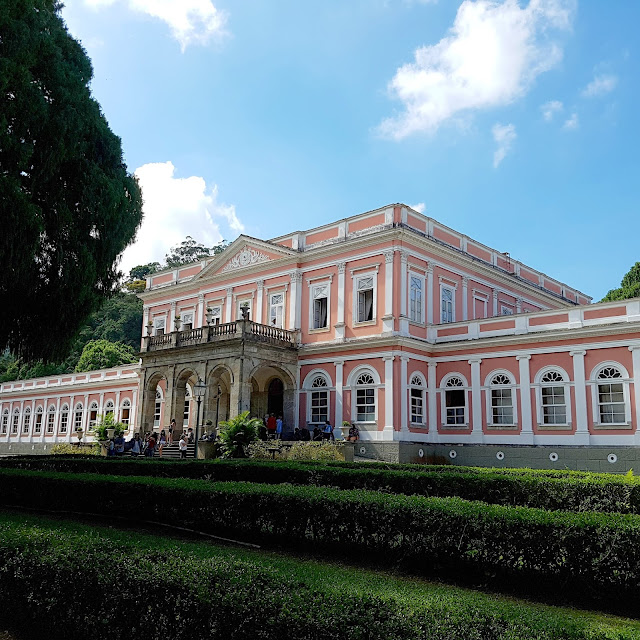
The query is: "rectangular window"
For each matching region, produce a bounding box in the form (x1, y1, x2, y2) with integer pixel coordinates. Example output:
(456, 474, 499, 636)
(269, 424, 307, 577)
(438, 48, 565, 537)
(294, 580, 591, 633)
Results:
(121, 407, 130, 426)
(441, 287, 454, 323)
(153, 317, 166, 335)
(46, 411, 55, 434)
(11, 412, 19, 434)
(500, 305, 514, 316)
(491, 389, 514, 424)
(409, 276, 423, 323)
(541, 386, 566, 424)
(312, 284, 328, 329)
(209, 305, 222, 325)
(1, 413, 8, 434)
(473, 296, 488, 320)
(60, 411, 68, 434)
(22, 411, 30, 434)
(181, 311, 194, 331)
(445, 390, 465, 424)
(598, 382, 626, 423)
(357, 276, 374, 323)
(238, 299, 253, 320)
(34, 412, 43, 434)
(410, 388, 424, 424)
(269, 293, 284, 328)
(88, 407, 98, 430)
(356, 388, 376, 422)
(310, 391, 328, 423)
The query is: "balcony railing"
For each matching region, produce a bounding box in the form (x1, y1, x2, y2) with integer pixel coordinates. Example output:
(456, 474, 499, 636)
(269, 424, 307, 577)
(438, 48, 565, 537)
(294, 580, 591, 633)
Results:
(144, 319, 296, 352)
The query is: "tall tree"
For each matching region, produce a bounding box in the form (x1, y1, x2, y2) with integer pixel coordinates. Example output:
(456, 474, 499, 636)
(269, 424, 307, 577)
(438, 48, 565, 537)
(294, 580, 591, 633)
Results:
(0, 0, 143, 362)
(74, 340, 137, 373)
(601, 262, 640, 302)
(164, 236, 229, 268)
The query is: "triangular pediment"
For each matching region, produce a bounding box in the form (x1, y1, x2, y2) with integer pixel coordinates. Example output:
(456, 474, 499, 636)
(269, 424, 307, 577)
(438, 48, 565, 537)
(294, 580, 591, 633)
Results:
(194, 235, 297, 281)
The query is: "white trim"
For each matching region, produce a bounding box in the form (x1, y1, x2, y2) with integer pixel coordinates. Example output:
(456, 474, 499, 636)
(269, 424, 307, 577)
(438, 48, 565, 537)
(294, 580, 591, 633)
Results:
(483, 369, 518, 428)
(533, 366, 572, 428)
(440, 283, 456, 323)
(308, 280, 331, 331)
(588, 361, 632, 428)
(409, 370, 427, 427)
(439, 372, 469, 427)
(352, 270, 378, 325)
(408, 271, 425, 325)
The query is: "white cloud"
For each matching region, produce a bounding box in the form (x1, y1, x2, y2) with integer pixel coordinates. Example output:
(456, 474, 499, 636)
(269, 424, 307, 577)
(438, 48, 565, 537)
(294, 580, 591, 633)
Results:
(492, 122, 516, 167)
(581, 74, 618, 98)
(378, 0, 574, 139)
(563, 112, 578, 129)
(540, 99, 563, 121)
(118, 161, 243, 276)
(409, 202, 426, 213)
(84, 0, 227, 50)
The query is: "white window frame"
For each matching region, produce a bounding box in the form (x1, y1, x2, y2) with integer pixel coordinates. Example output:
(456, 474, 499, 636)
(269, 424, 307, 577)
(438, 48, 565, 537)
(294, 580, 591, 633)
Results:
(472, 293, 488, 320)
(309, 282, 331, 331)
(500, 305, 514, 316)
(534, 367, 571, 427)
(74, 403, 84, 432)
(34, 406, 43, 434)
(352, 271, 378, 325)
(120, 399, 131, 427)
(237, 297, 253, 321)
(409, 372, 426, 426)
(154, 388, 164, 428)
(1, 409, 8, 435)
(11, 408, 20, 435)
(409, 273, 425, 324)
(104, 400, 114, 417)
(347, 366, 381, 425)
(207, 304, 223, 325)
(484, 370, 518, 428)
(153, 316, 166, 336)
(589, 362, 632, 427)
(440, 284, 455, 324)
(440, 373, 469, 427)
(303, 370, 333, 425)
(88, 402, 98, 430)
(183, 384, 192, 428)
(180, 309, 195, 330)
(22, 407, 31, 434)
(59, 404, 69, 434)
(268, 291, 286, 328)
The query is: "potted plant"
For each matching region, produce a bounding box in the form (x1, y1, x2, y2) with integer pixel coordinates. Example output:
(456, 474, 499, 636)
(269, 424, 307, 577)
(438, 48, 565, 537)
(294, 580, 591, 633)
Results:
(174, 316, 182, 331)
(146, 320, 154, 336)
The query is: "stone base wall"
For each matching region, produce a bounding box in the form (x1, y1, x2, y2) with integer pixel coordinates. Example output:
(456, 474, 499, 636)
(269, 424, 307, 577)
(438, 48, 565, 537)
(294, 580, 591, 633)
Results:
(0, 442, 95, 456)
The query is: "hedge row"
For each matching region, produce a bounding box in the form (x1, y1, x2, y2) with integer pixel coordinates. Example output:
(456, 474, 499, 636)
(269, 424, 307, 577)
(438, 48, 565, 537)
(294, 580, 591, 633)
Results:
(3, 455, 639, 513)
(2, 468, 640, 613)
(1, 512, 637, 640)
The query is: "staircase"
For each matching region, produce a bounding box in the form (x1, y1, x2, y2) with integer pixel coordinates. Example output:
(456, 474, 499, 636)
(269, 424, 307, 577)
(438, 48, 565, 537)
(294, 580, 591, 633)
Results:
(155, 443, 195, 459)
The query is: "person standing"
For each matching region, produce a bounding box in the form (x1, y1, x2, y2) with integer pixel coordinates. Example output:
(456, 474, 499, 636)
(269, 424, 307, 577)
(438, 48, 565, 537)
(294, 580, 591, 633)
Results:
(146, 432, 156, 457)
(114, 432, 125, 455)
(275, 415, 283, 440)
(168, 418, 176, 445)
(158, 430, 167, 457)
(179, 434, 188, 459)
(266, 413, 277, 439)
(322, 420, 334, 442)
(130, 434, 141, 456)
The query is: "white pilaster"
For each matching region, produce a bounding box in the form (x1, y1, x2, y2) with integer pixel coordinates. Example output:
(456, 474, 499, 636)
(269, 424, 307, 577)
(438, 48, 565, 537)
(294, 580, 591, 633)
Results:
(492, 289, 498, 317)
(29, 399, 35, 443)
(629, 346, 640, 444)
(170, 301, 177, 328)
(225, 287, 233, 323)
(54, 397, 61, 442)
(427, 362, 437, 438)
(131, 389, 138, 432)
(383, 356, 394, 439)
(335, 262, 346, 340)
(66, 395, 74, 442)
(289, 270, 302, 330)
(516, 355, 533, 443)
(197, 294, 205, 328)
(256, 280, 264, 324)
(570, 350, 590, 444)
(469, 358, 483, 441)
(295, 365, 301, 429)
(400, 250, 408, 314)
(400, 356, 409, 434)
(334, 360, 344, 428)
(516, 298, 523, 314)
(426, 265, 434, 325)
(462, 277, 468, 321)
(382, 250, 395, 333)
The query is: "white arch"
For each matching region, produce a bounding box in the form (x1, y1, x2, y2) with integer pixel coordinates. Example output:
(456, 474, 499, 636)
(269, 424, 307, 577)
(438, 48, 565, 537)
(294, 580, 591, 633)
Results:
(439, 372, 469, 388)
(346, 365, 381, 387)
(302, 368, 333, 389)
(483, 368, 516, 387)
(534, 365, 570, 384)
(409, 371, 426, 387)
(589, 361, 630, 381)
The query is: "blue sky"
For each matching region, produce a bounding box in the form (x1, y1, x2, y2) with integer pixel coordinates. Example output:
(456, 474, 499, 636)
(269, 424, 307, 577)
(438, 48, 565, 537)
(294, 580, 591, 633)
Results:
(62, 0, 639, 301)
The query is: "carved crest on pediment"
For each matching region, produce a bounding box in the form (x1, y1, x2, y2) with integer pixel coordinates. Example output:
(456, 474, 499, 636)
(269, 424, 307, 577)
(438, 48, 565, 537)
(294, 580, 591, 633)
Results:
(221, 247, 270, 273)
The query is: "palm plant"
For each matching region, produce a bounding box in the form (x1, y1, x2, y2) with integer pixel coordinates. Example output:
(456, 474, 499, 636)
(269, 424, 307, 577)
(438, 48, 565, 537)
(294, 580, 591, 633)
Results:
(218, 411, 261, 458)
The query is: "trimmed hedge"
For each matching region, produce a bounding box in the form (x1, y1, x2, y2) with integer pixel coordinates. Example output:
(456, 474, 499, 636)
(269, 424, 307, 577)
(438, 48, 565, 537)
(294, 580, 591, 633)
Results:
(1, 512, 638, 640)
(2, 467, 640, 613)
(3, 455, 640, 513)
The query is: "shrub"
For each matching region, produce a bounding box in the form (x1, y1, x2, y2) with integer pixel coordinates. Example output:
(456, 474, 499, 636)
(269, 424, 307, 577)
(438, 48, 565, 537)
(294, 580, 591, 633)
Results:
(50, 443, 99, 456)
(247, 441, 346, 461)
(218, 411, 261, 458)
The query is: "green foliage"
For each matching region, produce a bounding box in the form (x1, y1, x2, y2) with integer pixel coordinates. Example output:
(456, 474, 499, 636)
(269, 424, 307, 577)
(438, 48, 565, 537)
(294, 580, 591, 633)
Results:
(127, 263, 160, 281)
(601, 261, 640, 301)
(3, 468, 640, 613)
(74, 339, 137, 373)
(0, 0, 143, 362)
(50, 443, 99, 456)
(164, 235, 229, 268)
(218, 411, 261, 458)
(92, 412, 126, 441)
(2, 512, 637, 640)
(247, 441, 346, 461)
(123, 279, 146, 293)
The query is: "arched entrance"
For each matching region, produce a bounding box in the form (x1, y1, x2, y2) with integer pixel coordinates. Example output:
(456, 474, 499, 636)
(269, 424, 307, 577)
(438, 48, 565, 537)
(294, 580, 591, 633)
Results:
(267, 378, 284, 417)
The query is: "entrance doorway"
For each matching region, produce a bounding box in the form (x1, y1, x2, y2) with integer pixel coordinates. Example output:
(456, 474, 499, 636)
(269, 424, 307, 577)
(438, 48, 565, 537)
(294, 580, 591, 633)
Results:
(267, 378, 284, 417)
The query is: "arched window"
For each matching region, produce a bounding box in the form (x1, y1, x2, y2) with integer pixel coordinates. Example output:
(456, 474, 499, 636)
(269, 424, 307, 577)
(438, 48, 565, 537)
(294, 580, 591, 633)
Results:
(46, 405, 56, 433)
(443, 376, 466, 426)
(34, 406, 43, 434)
(310, 375, 329, 424)
(596, 366, 626, 424)
(59, 404, 69, 434)
(154, 389, 163, 428)
(1, 409, 9, 435)
(355, 372, 376, 422)
(22, 407, 31, 434)
(11, 408, 20, 434)
(74, 403, 84, 432)
(538, 370, 568, 425)
(120, 399, 131, 427)
(104, 400, 114, 418)
(410, 374, 426, 425)
(489, 373, 515, 426)
(183, 385, 192, 428)
(88, 402, 98, 430)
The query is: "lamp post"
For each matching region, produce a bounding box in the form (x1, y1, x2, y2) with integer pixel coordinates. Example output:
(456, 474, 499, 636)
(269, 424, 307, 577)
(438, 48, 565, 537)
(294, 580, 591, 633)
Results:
(215, 384, 222, 437)
(193, 378, 206, 459)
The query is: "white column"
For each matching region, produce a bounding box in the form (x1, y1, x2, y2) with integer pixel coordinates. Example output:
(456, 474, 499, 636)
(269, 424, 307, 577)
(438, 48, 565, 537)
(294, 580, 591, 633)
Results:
(115, 390, 121, 422)
(383, 356, 394, 439)
(131, 389, 138, 432)
(382, 250, 394, 333)
(99, 392, 105, 425)
(170, 301, 177, 329)
(400, 356, 409, 434)
(516, 355, 533, 443)
(67, 395, 75, 442)
(335, 262, 346, 340)
(492, 289, 498, 317)
(288, 270, 302, 330)
(630, 346, 640, 444)
(426, 265, 434, 325)
(469, 358, 483, 441)
(256, 280, 264, 324)
(400, 250, 408, 317)
(28, 399, 35, 443)
(516, 298, 523, 314)
(54, 397, 61, 443)
(142, 305, 149, 339)
(462, 277, 468, 321)
(294, 365, 301, 429)
(570, 350, 589, 444)
(334, 360, 344, 428)
(427, 362, 437, 437)
(225, 287, 233, 323)
(197, 294, 205, 328)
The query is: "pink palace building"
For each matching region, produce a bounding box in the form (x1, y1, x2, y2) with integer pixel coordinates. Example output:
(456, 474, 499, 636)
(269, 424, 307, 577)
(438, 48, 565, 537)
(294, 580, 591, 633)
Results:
(2, 204, 640, 470)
